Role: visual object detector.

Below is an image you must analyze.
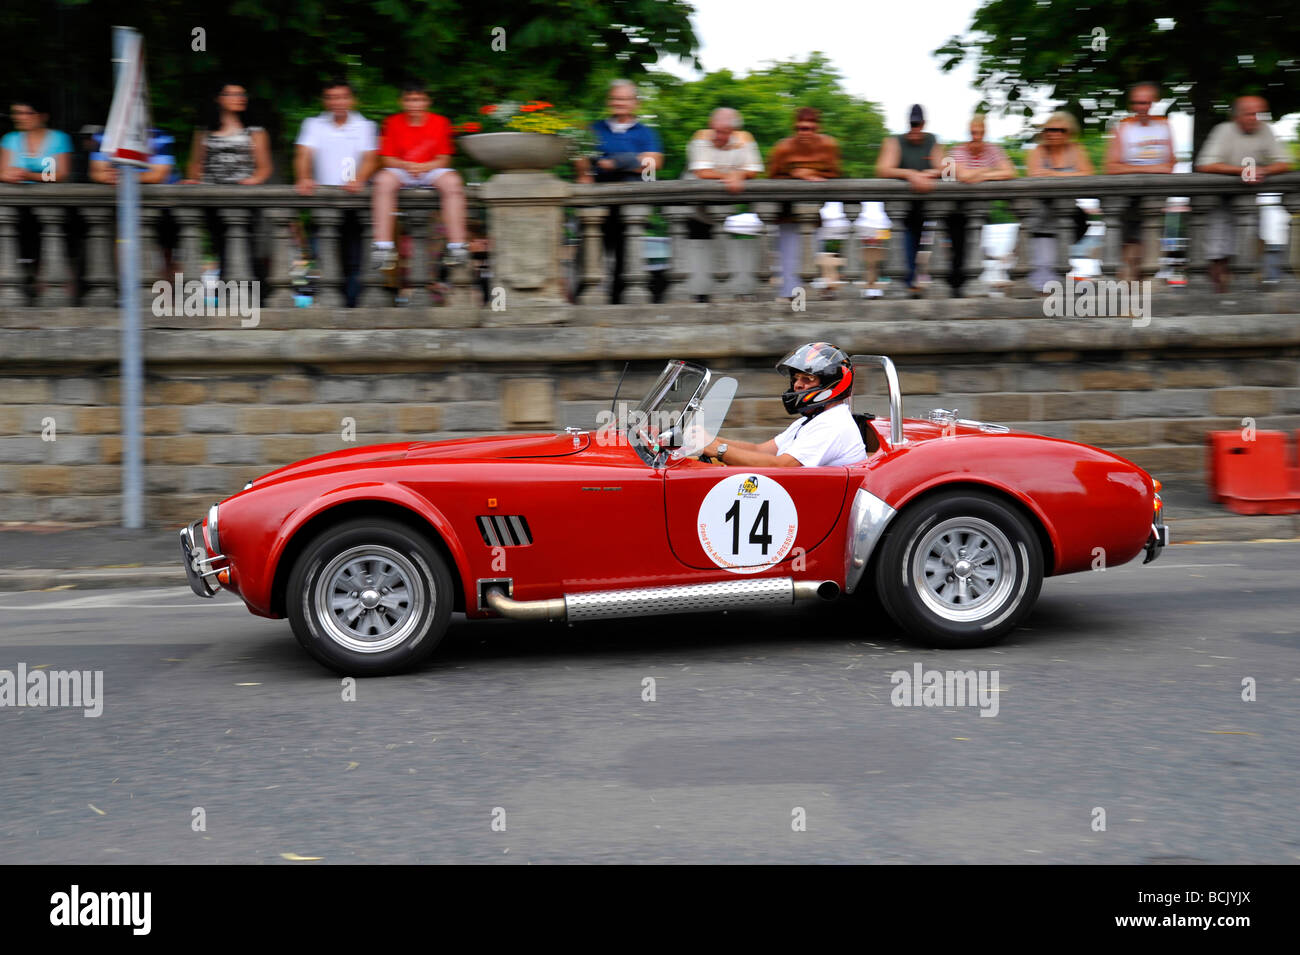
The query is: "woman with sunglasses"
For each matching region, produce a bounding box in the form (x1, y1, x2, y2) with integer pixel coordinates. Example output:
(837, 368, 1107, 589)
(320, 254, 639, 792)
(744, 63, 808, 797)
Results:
(767, 107, 842, 300)
(1026, 111, 1093, 291)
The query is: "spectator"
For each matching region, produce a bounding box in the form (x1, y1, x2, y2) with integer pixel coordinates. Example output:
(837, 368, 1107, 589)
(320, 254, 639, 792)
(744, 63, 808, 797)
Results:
(370, 80, 468, 286)
(944, 113, 1017, 295)
(681, 107, 763, 301)
(1025, 110, 1094, 291)
(295, 77, 378, 307)
(1194, 95, 1291, 293)
(875, 104, 948, 297)
(182, 82, 273, 282)
(1104, 82, 1176, 282)
(89, 126, 181, 280)
(2, 95, 74, 301)
(575, 80, 664, 303)
(767, 107, 841, 300)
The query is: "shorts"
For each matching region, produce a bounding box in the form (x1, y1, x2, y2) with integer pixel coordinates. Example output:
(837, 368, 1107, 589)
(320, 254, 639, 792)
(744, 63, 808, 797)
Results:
(387, 166, 454, 187)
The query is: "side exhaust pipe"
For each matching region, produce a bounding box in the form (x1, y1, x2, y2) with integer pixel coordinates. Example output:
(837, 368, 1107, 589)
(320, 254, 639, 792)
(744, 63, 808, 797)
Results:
(485, 577, 839, 623)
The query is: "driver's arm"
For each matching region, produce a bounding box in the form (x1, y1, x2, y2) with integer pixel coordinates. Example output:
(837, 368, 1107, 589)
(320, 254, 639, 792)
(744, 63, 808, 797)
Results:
(702, 436, 802, 467)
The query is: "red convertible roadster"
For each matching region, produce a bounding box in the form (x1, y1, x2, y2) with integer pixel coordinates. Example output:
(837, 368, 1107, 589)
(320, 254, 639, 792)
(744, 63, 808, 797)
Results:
(180, 355, 1168, 674)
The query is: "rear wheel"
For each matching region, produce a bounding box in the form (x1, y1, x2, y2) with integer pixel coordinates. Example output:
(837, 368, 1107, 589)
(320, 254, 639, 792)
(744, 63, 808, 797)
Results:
(287, 518, 453, 675)
(874, 491, 1042, 648)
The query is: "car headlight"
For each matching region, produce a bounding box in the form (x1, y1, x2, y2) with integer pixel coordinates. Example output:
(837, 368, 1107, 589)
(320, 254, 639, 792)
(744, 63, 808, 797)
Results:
(207, 503, 220, 554)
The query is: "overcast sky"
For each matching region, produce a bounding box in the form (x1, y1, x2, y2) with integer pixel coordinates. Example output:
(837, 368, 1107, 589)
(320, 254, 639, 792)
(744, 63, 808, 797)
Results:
(654, 0, 1298, 158)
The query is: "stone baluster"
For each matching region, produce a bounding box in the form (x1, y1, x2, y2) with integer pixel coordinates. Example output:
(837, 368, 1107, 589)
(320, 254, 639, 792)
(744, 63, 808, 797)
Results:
(576, 205, 606, 305)
(923, 199, 946, 290)
(173, 206, 204, 281)
(1281, 192, 1300, 287)
(1053, 196, 1077, 278)
(884, 199, 911, 294)
(81, 205, 116, 306)
(219, 207, 254, 283)
(1138, 194, 1164, 283)
(312, 205, 344, 308)
(36, 205, 71, 306)
(138, 205, 160, 295)
(1099, 194, 1128, 280)
(838, 201, 861, 300)
(663, 205, 692, 303)
(262, 206, 294, 308)
(708, 204, 732, 297)
(963, 199, 989, 296)
(0, 205, 23, 307)
(404, 207, 431, 307)
(1230, 191, 1259, 287)
(752, 201, 780, 296)
(621, 203, 652, 305)
(1008, 197, 1037, 296)
(794, 202, 821, 300)
(1185, 194, 1217, 291)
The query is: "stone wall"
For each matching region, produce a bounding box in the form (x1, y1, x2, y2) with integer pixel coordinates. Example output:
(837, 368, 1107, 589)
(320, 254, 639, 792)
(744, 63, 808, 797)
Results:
(2, 301, 1298, 525)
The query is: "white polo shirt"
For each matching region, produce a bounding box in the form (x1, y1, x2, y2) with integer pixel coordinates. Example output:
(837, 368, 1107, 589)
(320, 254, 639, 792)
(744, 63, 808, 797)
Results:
(296, 111, 378, 185)
(772, 402, 867, 467)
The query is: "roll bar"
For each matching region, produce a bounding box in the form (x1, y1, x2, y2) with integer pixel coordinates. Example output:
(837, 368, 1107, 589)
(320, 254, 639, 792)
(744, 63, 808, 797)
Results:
(850, 354, 903, 446)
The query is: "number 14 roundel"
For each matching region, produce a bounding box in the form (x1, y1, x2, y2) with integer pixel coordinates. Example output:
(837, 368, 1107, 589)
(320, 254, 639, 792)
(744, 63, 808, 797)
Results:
(696, 474, 799, 574)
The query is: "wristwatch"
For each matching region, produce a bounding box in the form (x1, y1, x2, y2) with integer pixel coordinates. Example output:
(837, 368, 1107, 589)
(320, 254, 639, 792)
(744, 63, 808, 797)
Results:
(716, 443, 728, 462)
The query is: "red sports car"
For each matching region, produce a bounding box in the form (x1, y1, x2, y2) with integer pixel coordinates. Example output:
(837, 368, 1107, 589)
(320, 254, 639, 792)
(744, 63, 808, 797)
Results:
(180, 355, 1168, 675)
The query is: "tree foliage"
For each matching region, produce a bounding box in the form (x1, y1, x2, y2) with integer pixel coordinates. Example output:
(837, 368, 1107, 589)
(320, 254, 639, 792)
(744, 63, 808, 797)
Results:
(934, 0, 1300, 153)
(1, 0, 699, 173)
(640, 53, 889, 179)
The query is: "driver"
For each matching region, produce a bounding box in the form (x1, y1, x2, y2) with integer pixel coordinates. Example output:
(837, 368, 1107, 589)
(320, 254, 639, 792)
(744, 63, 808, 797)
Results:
(699, 342, 866, 467)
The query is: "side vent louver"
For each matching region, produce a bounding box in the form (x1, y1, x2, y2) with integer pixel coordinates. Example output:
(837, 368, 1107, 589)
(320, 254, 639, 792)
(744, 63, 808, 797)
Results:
(477, 515, 533, 547)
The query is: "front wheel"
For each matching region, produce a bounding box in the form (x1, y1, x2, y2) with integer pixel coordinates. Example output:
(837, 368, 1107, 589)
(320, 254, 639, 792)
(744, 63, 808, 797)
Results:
(287, 518, 453, 675)
(874, 491, 1043, 648)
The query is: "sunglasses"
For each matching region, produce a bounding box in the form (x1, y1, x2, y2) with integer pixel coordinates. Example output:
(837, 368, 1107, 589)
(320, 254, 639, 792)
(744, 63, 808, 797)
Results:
(796, 124, 816, 131)
(1131, 100, 1153, 106)
(1043, 127, 1067, 133)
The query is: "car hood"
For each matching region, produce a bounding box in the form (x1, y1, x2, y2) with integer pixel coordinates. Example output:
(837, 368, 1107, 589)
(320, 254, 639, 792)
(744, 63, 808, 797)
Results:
(246, 433, 588, 487)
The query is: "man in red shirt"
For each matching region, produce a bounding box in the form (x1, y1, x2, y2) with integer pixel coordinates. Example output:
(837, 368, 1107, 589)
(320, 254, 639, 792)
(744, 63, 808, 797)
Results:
(371, 81, 468, 271)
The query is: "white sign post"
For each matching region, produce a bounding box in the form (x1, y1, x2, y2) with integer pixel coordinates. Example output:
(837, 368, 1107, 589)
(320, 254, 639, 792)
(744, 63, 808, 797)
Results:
(101, 26, 151, 529)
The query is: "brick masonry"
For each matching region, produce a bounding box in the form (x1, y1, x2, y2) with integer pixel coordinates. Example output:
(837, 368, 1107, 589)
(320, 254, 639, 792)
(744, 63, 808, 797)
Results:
(2, 314, 1298, 525)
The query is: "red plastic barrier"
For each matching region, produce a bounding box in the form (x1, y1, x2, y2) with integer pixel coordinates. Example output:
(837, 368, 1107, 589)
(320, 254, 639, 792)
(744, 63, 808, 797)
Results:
(1206, 430, 1300, 514)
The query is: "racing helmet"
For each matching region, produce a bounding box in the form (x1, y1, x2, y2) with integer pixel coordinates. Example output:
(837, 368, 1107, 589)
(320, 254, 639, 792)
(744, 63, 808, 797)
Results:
(776, 342, 853, 417)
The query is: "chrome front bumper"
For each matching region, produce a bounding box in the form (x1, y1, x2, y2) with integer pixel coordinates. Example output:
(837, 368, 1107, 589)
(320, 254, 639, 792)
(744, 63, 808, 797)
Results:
(1143, 522, 1169, 564)
(179, 520, 225, 598)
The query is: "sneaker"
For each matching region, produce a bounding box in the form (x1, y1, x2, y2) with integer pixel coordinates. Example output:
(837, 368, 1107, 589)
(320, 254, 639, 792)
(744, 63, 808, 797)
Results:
(444, 242, 470, 267)
(372, 245, 397, 271)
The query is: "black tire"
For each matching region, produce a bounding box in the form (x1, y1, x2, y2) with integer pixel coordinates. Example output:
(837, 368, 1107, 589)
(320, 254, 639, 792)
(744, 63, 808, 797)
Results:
(286, 517, 453, 675)
(874, 490, 1043, 648)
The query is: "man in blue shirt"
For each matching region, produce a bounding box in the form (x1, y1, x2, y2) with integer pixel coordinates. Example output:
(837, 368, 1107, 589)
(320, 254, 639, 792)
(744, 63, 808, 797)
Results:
(89, 128, 181, 279)
(575, 80, 663, 302)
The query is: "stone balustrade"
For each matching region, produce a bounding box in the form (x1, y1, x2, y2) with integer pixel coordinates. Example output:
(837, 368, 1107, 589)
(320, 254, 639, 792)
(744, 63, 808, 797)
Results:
(1, 173, 1298, 310)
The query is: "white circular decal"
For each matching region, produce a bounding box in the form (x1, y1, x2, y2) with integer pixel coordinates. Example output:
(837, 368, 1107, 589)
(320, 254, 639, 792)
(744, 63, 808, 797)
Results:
(696, 474, 799, 574)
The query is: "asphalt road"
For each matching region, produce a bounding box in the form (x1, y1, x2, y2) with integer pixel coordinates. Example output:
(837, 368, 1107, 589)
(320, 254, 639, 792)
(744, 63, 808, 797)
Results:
(0, 540, 1296, 864)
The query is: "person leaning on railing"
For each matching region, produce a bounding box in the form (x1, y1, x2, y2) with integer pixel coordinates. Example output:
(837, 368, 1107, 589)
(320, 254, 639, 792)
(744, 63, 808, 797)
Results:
(766, 106, 841, 301)
(874, 104, 943, 298)
(574, 79, 664, 304)
(1194, 95, 1292, 293)
(180, 81, 274, 283)
(943, 113, 1018, 296)
(1024, 110, 1093, 292)
(88, 127, 182, 282)
(680, 107, 763, 302)
(2, 94, 75, 303)
(1103, 82, 1176, 283)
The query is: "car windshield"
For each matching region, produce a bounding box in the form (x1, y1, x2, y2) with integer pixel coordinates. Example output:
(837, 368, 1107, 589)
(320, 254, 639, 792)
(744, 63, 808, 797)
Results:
(626, 361, 736, 465)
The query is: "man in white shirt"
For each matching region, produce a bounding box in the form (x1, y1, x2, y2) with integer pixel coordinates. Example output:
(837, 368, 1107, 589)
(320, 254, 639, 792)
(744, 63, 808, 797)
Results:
(294, 78, 379, 306)
(700, 342, 867, 467)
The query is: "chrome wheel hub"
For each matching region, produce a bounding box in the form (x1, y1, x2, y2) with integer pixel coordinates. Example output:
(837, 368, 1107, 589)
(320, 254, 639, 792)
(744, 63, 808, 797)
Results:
(314, 545, 426, 653)
(912, 517, 1016, 623)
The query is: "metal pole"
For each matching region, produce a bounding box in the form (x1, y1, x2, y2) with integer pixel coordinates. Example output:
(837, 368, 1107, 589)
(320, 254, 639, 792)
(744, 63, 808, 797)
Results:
(113, 26, 144, 528)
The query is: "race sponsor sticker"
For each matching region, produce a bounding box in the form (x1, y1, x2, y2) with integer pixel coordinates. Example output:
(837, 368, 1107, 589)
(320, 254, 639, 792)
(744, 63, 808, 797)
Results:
(697, 474, 798, 574)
